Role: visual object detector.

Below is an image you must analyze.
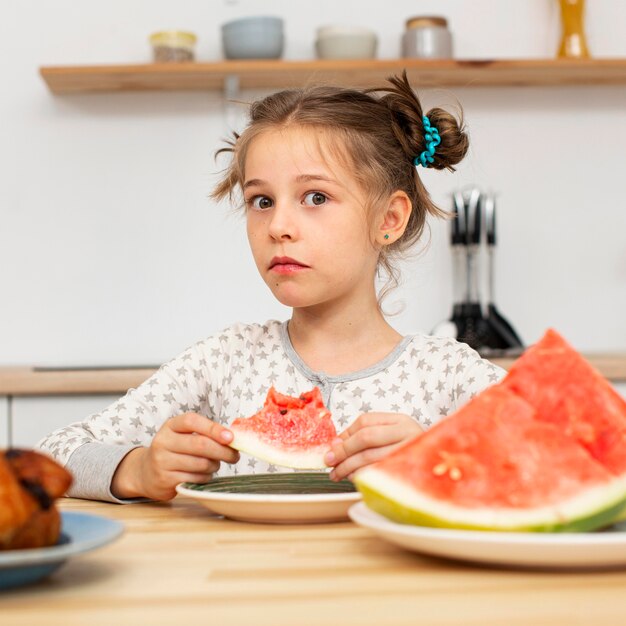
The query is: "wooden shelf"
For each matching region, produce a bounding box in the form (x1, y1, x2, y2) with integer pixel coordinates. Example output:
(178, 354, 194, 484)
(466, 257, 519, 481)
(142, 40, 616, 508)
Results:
(0, 354, 625, 396)
(40, 58, 626, 94)
(491, 354, 626, 382)
(0, 367, 158, 396)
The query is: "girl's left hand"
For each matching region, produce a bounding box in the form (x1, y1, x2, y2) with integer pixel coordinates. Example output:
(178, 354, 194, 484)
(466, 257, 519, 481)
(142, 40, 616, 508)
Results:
(324, 413, 423, 482)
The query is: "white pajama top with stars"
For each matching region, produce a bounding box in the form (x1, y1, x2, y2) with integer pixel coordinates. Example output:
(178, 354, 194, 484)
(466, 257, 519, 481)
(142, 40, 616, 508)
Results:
(37, 320, 505, 502)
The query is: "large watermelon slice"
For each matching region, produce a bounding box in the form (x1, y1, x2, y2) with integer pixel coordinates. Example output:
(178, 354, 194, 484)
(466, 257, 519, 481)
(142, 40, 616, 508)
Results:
(355, 330, 626, 532)
(502, 329, 626, 477)
(356, 385, 626, 532)
(230, 387, 337, 469)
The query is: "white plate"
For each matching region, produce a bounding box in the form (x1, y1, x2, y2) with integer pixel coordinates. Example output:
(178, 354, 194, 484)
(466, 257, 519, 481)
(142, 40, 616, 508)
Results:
(349, 502, 626, 570)
(0, 512, 124, 590)
(176, 473, 361, 524)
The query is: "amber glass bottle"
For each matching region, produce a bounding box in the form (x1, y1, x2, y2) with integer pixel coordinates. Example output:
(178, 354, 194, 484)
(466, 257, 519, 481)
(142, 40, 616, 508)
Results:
(558, 0, 590, 58)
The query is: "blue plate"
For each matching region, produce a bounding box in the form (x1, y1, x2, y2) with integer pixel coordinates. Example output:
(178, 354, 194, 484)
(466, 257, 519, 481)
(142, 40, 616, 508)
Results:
(0, 511, 124, 590)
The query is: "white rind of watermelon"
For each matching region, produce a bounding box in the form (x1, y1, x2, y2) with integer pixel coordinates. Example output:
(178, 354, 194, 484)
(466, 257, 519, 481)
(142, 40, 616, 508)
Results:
(356, 466, 626, 532)
(230, 429, 330, 470)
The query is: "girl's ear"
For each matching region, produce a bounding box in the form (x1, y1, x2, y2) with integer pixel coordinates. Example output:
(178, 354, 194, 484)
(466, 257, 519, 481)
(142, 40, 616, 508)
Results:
(376, 191, 412, 245)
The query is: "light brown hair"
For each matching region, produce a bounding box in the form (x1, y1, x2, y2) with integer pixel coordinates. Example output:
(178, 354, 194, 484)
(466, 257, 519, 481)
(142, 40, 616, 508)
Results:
(213, 72, 469, 303)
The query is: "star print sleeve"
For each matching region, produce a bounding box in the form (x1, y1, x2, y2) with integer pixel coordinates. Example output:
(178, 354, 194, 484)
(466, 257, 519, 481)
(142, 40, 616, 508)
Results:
(36, 333, 228, 503)
(448, 342, 507, 410)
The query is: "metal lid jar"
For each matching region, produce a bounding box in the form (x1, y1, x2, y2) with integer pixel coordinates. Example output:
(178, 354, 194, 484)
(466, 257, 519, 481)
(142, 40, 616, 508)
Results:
(402, 16, 453, 59)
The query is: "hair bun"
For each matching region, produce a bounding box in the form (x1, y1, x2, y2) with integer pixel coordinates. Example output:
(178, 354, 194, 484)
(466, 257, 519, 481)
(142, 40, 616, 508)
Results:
(422, 106, 469, 171)
(374, 72, 469, 172)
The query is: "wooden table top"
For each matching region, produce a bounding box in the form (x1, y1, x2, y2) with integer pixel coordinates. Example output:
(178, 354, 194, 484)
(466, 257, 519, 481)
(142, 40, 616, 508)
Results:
(2, 496, 626, 625)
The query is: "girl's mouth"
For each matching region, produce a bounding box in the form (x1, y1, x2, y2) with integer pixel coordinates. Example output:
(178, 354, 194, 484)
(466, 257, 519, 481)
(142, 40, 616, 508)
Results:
(269, 256, 310, 274)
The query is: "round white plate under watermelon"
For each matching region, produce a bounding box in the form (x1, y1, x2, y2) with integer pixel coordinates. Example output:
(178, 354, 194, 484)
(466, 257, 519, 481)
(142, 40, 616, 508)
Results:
(176, 473, 361, 524)
(349, 502, 626, 570)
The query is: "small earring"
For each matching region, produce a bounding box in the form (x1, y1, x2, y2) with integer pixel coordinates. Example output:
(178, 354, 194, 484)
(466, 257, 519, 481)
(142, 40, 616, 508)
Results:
(383, 234, 390, 240)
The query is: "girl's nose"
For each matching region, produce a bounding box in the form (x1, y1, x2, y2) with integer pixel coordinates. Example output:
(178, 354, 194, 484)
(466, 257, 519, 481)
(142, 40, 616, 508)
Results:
(267, 203, 298, 241)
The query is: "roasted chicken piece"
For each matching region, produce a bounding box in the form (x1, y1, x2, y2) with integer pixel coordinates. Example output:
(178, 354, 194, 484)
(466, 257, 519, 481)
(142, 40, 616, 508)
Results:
(0, 449, 72, 550)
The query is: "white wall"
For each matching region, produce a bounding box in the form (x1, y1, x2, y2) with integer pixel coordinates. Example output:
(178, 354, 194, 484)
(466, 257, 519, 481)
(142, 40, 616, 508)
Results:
(1, 0, 625, 369)
(0, 398, 8, 447)
(10, 396, 119, 448)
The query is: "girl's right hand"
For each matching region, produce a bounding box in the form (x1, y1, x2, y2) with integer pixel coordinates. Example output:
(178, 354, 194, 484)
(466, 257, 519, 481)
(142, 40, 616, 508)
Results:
(111, 412, 240, 501)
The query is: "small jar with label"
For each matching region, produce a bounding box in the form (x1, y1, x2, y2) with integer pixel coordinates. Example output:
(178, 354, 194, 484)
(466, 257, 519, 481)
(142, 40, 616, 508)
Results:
(402, 16, 453, 59)
(149, 31, 197, 63)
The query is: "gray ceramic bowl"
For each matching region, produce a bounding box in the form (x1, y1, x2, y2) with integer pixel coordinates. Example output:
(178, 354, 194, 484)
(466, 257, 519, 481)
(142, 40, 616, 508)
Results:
(221, 16, 284, 59)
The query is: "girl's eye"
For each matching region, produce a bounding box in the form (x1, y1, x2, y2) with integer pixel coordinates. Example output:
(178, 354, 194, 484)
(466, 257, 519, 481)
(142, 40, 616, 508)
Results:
(249, 196, 273, 210)
(304, 192, 327, 206)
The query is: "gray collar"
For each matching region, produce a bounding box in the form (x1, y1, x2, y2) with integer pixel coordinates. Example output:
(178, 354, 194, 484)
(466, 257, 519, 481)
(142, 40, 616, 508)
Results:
(279, 320, 413, 384)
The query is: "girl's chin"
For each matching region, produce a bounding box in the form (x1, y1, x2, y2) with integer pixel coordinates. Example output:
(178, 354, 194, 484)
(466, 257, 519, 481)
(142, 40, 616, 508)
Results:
(268, 288, 325, 309)
(274, 296, 320, 309)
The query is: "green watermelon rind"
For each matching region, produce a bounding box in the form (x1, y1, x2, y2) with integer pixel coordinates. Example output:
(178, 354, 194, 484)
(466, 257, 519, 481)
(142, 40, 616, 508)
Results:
(355, 469, 626, 533)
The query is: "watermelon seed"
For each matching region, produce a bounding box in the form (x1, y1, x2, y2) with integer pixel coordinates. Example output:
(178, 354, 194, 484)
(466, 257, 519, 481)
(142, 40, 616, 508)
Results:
(449, 467, 463, 481)
(432, 464, 463, 481)
(433, 463, 448, 476)
(279, 409, 287, 415)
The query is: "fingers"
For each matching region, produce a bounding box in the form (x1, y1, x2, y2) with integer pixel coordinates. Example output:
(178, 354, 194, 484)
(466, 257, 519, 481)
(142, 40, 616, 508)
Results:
(343, 424, 404, 458)
(337, 413, 401, 441)
(174, 472, 218, 485)
(139, 413, 245, 501)
(325, 413, 423, 482)
(159, 452, 221, 475)
(143, 450, 222, 495)
(326, 422, 406, 467)
(165, 431, 240, 464)
(169, 412, 234, 445)
(161, 413, 240, 464)
(329, 443, 403, 482)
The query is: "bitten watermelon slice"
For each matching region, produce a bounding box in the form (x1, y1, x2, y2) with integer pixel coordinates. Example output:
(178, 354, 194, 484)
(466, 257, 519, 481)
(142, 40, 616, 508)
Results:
(355, 385, 626, 532)
(502, 329, 626, 477)
(230, 387, 337, 469)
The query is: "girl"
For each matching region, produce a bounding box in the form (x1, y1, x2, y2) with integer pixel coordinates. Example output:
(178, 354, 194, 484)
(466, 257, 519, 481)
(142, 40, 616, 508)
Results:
(38, 73, 504, 502)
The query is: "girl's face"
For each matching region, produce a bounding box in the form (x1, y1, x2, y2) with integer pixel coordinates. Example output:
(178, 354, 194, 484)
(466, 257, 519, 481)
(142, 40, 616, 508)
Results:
(244, 127, 380, 312)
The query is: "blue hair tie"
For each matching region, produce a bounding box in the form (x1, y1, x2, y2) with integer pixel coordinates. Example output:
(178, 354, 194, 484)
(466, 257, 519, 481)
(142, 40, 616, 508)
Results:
(413, 116, 441, 168)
